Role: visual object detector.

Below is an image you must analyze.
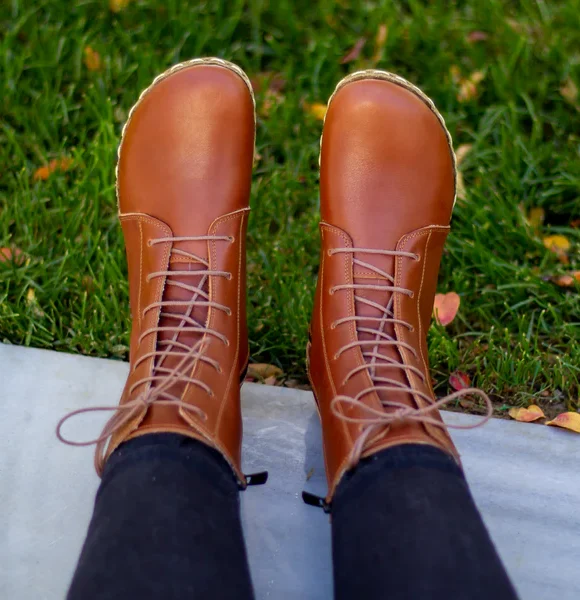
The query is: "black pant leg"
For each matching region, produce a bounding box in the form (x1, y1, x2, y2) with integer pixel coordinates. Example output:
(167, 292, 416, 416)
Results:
(332, 444, 518, 600)
(67, 434, 255, 600)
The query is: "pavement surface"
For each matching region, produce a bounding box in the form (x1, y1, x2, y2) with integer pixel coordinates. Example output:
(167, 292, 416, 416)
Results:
(0, 343, 578, 599)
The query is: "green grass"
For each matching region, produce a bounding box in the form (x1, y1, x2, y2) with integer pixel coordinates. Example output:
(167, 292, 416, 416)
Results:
(1, 0, 579, 416)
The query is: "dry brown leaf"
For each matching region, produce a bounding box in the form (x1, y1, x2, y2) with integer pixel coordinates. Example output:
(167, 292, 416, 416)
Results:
(247, 363, 283, 380)
(570, 219, 580, 228)
(552, 274, 575, 287)
(306, 467, 315, 481)
(433, 292, 461, 326)
(260, 89, 284, 117)
(0, 247, 25, 265)
(508, 405, 545, 422)
(546, 412, 580, 433)
(109, 0, 131, 12)
(341, 37, 366, 64)
(560, 77, 579, 110)
(264, 375, 278, 386)
(84, 46, 102, 72)
(33, 157, 72, 181)
(457, 71, 485, 103)
(467, 31, 489, 43)
(371, 24, 388, 65)
(449, 371, 471, 391)
(304, 102, 327, 121)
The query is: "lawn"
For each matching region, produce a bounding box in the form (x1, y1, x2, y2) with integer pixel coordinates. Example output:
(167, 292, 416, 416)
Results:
(1, 0, 579, 416)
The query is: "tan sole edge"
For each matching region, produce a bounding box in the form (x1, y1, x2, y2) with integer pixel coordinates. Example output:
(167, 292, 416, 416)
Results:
(321, 69, 457, 207)
(115, 57, 256, 212)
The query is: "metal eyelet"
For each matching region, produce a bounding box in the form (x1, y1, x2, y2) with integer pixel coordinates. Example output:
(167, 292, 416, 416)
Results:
(226, 308, 232, 316)
(327, 250, 333, 257)
(227, 273, 233, 280)
(329, 288, 335, 295)
(330, 321, 336, 329)
(228, 236, 235, 243)
(413, 253, 420, 261)
(147, 239, 153, 247)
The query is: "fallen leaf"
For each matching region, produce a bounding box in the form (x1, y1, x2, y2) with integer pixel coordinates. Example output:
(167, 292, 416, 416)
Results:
(247, 363, 283, 380)
(26, 288, 36, 304)
(546, 412, 580, 433)
(560, 77, 579, 110)
(570, 219, 580, 228)
(526, 207, 545, 229)
(449, 65, 462, 85)
(449, 371, 471, 391)
(110, 0, 131, 12)
(341, 37, 366, 64)
(508, 405, 545, 422)
(264, 375, 278, 386)
(304, 102, 327, 121)
(467, 31, 489, 43)
(0, 247, 25, 265)
(455, 144, 473, 166)
(306, 467, 315, 481)
(260, 89, 284, 117)
(552, 274, 575, 287)
(433, 292, 461, 326)
(371, 24, 388, 65)
(457, 71, 485, 103)
(456, 171, 467, 200)
(543, 234, 571, 254)
(84, 46, 102, 72)
(33, 157, 73, 181)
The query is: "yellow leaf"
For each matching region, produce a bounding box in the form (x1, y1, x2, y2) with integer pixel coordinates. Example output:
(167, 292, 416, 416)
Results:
(455, 144, 473, 167)
(543, 234, 571, 253)
(456, 170, 467, 201)
(84, 46, 102, 72)
(247, 363, 283, 380)
(526, 207, 545, 229)
(433, 292, 461, 326)
(546, 412, 580, 433)
(560, 77, 579, 109)
(508, 405, 545, 422)
(304, 102, 327, 121)
(457, 71, 485, 103)
(449, 65, 462, 85)
(26, 288, 36, 304)
(109, 0, 131, 12)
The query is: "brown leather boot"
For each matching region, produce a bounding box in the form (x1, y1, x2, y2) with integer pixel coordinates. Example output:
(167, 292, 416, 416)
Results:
(58, 58, 265, 488)
(306, 71, 491, 508)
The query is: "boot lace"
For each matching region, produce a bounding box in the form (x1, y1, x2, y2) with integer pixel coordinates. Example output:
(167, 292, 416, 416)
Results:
(327, 247, 492, 469)
(57, 235, 233, 474)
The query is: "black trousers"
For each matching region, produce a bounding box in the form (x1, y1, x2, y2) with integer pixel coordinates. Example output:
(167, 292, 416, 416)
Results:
(68, 434, 518, 600)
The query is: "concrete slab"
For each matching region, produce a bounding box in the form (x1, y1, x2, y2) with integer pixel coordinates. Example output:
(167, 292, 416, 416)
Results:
(0, 343, 578, 599)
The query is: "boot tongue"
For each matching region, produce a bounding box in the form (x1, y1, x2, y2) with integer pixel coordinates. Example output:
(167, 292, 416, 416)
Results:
(151, 239, 212, 399)
(352, 252, 413, 407)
